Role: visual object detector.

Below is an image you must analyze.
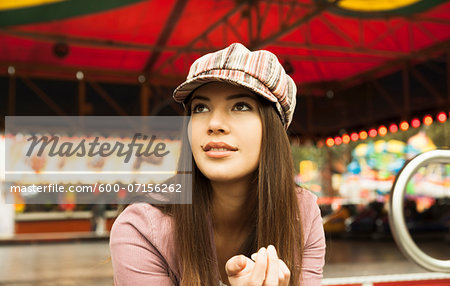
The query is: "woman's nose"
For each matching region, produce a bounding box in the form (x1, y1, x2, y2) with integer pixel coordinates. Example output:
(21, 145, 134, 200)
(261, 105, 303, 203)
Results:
(207, 110, 230, 135)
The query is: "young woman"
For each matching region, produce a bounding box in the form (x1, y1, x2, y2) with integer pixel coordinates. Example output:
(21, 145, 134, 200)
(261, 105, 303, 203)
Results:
(110, 43, 326, 286)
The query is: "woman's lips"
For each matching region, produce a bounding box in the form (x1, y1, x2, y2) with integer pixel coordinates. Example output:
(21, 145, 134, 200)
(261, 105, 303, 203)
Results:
(202, 141, 238, 158)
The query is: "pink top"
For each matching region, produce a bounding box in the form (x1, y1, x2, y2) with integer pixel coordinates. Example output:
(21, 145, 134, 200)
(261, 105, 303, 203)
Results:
(110, 189, 326, 286)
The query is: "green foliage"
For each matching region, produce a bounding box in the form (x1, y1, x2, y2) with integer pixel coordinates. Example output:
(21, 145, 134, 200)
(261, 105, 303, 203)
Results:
(291, 143, 326, 174)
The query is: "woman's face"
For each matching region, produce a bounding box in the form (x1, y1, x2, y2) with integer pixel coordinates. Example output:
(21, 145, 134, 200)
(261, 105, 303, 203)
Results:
(188, 82, 262, 184)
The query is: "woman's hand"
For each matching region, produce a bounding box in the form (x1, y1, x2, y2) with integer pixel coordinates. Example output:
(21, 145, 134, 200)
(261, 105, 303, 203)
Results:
(225, 245, 290, 286)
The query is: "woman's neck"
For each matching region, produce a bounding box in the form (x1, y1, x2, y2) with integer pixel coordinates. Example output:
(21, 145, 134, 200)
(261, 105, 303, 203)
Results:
(209, 177, 257, 285)
(210, 178, 255, 235)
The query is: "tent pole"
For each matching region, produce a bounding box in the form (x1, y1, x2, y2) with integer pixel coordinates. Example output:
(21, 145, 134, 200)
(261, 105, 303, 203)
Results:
(78, 79, 86, 115)
(140, 83, 151, 116)
(447, 50, 450, 103)
(402, 64, 410, 120)
(8, 74, 15, 116)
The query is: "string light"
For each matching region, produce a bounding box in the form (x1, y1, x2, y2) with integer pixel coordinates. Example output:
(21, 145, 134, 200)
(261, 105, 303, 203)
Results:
(378, 126, 387, 136)
(326, 137, 334, 147)
(342, 134, 350, 144)
(359, 131, 368, 140)
(389, 124, 398, 133)
(411, 118, 420, 128)
(423, 115, 433, 126)
(316, 140, 324, 148)
(76, 71, 84, 80)
(400, 121, 409, 131)
(322, 110, 448, 146)
(8, 66, 15, 75)
(437, 112, 447, 123)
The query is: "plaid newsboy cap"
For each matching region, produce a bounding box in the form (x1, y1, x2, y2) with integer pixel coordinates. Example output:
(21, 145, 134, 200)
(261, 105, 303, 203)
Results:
(173, 43, 297, 129)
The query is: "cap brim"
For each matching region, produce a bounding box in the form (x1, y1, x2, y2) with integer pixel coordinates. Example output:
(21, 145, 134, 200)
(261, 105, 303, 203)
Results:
(173, 73, 278, 104)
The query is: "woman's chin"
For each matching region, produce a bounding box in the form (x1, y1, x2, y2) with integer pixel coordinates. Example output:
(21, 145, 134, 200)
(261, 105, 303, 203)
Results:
(204, 173, 238, 183)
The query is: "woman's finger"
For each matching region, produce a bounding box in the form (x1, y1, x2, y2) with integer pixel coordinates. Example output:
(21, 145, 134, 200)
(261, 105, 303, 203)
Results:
(225, 255, 247, 277)
(278, 259, 290, 276)
(251, 248, 290, 285)
(278, 259, 291, 285)
(249, 247, 267, 285)
(264, 245, 279, 285)
(278, 268, 284, 283)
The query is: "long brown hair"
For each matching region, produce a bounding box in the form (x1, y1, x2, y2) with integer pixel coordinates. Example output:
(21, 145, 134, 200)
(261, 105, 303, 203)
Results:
(156, 94, 303, 286)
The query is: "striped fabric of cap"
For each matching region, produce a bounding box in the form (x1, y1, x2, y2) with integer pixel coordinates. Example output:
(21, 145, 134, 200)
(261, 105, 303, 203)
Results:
(173, 43, 297, 129)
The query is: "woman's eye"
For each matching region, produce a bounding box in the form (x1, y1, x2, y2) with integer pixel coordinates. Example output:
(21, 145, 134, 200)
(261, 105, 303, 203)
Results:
(233, 102, 252, 111)
(192, 104, 209, 113)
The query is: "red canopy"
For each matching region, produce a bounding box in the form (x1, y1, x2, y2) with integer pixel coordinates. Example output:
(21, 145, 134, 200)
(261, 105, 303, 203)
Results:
(1, 0, 449, 137)
(1, 0, 449, 90)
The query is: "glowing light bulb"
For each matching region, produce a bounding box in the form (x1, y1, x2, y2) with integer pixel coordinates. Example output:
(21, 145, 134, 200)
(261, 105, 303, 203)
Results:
(400, 121, 409, 131)
(342, 134, 350, 144)
(389, 124, 398, 133)
(423, 115, 433, 126)
(378, 126, 387, 136)
(437, 112, 447, 123)
(359, 131, 368, 140)
(326, 138, 334, 147)
(411, 118, 420, 128)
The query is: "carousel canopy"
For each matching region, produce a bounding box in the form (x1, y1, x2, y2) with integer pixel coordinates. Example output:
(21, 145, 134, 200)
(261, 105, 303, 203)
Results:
(1, 0, 449, 137)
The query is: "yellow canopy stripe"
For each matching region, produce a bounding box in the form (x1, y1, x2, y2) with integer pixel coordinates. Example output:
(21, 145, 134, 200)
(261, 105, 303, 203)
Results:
(335, 0, 421, 12)
(0, 0, 66, 11)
